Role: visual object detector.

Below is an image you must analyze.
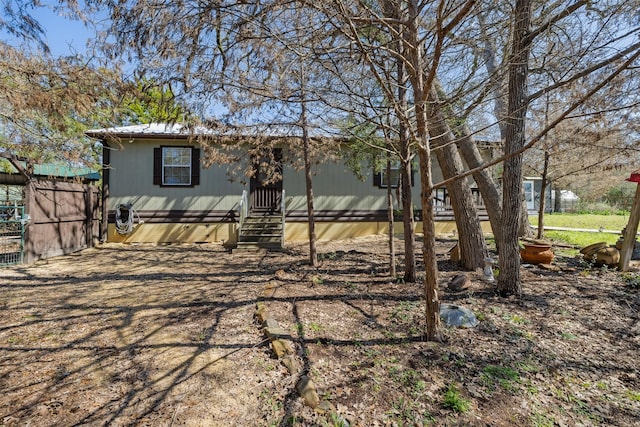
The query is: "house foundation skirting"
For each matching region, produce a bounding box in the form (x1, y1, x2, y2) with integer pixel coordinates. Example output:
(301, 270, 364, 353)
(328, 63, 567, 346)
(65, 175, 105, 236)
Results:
(106, 209, 493, 244)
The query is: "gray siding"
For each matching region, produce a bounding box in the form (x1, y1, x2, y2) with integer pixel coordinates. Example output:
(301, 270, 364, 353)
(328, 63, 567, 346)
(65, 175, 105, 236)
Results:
(283, 159, 429, 212)
(108, 140, 441, 214)
(108, 139, 245, 212)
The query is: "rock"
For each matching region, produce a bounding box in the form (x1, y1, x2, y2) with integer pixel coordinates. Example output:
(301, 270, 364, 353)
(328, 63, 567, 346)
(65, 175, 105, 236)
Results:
(255, 303, 269, 323)
(440, 303, 479, 328)
(297, 375, 320, 408)
(281, 355, 301, 375)
(580, 242, 608, 259)
(449, 243, 460, 263)
(448, 274, 471, 291)
(271, 339, 294, 358)
(315, 400, 336, 414)
(264, 326, 288, 339)
(539, 263, 561, 272)
(262, 318, 280, 330)
(595, 247, 620, 267)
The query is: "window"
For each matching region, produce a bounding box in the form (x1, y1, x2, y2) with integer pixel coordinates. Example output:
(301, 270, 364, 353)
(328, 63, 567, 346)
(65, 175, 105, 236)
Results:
(163, 147, 191, 185)
(153, 146, 200, 187)
(373, 161, 413, 188)
(523, 180, 535, 211)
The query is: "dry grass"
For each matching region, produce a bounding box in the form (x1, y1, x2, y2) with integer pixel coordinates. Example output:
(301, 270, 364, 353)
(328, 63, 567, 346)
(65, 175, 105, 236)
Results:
(0, 237, 639, 426)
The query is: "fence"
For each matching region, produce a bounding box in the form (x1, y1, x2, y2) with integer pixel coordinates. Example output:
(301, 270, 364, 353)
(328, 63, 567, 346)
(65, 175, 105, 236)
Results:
(23, 180, 100, 263)
(0, 205, 25, 265)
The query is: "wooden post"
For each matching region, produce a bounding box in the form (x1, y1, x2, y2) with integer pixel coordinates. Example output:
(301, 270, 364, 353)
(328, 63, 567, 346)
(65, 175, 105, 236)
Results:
(85, 183, 94, 248)
(619, 170, 640, 271)
(101, 143, 111, 242)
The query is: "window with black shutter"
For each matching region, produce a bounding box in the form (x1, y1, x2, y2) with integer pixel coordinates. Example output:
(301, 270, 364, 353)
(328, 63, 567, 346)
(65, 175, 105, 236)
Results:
(153, 146, 200, 187)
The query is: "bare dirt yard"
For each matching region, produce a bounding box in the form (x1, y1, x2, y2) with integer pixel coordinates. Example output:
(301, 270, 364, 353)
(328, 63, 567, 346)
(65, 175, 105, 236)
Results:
(1, 236, 639, 426)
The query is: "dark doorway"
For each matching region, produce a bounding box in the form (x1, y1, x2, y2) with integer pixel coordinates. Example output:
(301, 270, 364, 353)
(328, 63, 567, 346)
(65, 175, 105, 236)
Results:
(249, 148, 283, 214)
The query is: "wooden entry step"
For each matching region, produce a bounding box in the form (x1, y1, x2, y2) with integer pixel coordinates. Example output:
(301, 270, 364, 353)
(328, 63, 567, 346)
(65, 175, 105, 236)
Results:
(236, 215, 283, 251)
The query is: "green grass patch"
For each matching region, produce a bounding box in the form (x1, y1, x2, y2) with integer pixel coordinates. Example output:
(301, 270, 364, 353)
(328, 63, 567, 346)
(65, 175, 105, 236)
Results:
(627, 389, 640, 402)
(481, 365, 521, 392)
(544, 230, 619, 249)
(526, 214, 630, 251)
(530, 213, 628, 230)
(442, 383, 470, 413)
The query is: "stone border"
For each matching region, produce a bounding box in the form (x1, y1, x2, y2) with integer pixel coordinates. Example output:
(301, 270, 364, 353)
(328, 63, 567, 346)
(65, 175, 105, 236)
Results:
(255, 301, 336, 414)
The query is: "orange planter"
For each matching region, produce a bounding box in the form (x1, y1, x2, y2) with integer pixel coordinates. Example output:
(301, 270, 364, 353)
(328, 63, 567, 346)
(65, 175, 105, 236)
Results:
(520, 243, 554, 264)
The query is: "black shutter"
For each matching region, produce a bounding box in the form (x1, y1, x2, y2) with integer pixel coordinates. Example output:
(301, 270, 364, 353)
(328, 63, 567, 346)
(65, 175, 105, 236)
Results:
(153, 147, 162, 185)
(410, 164, 415, 187)
(373, 170, 381, 187)
(191, 148, 200, 186)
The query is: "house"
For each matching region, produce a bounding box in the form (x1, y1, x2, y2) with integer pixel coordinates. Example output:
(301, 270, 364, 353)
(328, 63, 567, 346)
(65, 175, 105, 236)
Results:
(522, 177, 580, 214)
(87, 123, 491, 247)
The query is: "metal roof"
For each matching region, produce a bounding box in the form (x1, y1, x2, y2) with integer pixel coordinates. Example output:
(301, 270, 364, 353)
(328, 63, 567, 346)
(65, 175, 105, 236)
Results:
(85, 123, 217, 138)
(85, 122, 345, 141)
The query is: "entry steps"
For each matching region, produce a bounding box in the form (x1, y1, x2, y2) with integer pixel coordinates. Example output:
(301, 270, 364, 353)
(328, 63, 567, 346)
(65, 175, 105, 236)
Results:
(236, 215, 283, 250)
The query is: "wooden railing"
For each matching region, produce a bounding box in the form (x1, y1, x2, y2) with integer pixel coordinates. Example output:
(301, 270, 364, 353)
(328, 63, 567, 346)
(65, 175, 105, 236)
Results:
(281, 189, 286, 246)
(239, 189, 248, 230)
(433, 188, 488, 219)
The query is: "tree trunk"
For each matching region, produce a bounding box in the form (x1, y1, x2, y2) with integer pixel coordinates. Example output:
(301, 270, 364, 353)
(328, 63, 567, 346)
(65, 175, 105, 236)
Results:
(455, 124, 503, 246)
(537, 151, 550, 239)
(408, 0, 440, 341)
(386, 157, 396, 277)
(497, 0, 533, 297)
(400, 147, 416, 282)
(432, 79, 502, 247)
(300, 89, 317, 267)
(417, 144, 440, 341)
(519, 198, 534, 237)
(478, 11, 533, 241)
(397, 44, 416, 283)
(381, 0, 416, 282)
(428, 90, 487, 270)
(554, 188, 562, 212)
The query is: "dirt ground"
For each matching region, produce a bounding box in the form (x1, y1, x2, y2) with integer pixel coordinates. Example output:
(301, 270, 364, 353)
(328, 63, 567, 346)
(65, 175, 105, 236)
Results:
(1, 236, 639, 427)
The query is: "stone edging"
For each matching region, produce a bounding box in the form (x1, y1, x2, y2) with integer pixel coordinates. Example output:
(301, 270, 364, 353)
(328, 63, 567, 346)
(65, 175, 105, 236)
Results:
(255, 301, 336, 414)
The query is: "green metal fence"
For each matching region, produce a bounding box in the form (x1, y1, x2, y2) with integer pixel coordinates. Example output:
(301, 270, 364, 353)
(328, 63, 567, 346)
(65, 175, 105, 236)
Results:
(0, 205, 25, 265)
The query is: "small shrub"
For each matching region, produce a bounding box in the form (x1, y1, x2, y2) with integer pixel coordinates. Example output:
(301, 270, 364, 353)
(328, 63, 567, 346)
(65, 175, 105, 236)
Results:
(443, 383, 470, 413)
(621, 273, 640, 289)
(626, 390, 640, 402)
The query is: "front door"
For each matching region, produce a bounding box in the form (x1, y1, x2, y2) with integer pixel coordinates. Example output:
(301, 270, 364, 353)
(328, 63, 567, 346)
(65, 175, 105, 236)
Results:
(249, 148, 283, 214)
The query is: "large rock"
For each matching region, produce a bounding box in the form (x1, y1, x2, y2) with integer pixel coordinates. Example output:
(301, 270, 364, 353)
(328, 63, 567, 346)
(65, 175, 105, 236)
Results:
(296, 375, 320, 408)
(580, 242, 608, 260)
(581, 243, 620, 267)
(595, 247, 620, 267)
(448, 274, 471, 292)
(440, 303, 479, 328)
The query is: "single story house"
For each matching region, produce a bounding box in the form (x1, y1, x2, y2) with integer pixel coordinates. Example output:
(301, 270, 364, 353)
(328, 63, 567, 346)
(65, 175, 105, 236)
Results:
(87, 123, 491, 247)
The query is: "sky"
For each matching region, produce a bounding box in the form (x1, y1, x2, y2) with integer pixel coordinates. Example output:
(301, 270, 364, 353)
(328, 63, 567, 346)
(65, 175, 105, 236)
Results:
(0, 2, 97, 57)
(31, 5, 96, 56)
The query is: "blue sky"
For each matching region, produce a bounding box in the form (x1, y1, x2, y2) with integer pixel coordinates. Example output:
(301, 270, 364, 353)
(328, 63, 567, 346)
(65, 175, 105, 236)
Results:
(31, 5, 95, 56)
(1, 2, 96, 57)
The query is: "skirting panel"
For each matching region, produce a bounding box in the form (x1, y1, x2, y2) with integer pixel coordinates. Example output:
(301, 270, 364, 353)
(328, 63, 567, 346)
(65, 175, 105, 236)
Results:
(107, 223, 238, 244)
(106, 220, 492, 244)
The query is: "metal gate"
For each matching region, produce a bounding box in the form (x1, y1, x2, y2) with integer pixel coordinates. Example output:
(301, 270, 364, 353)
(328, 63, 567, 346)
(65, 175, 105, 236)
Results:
(0, 205, 25, 265)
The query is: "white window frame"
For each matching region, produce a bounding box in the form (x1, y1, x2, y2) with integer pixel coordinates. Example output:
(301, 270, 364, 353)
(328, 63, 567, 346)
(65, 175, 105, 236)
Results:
(378, 161, 401, 188)
(523, 180, 535, 211)
(162, 147, 192, 186)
